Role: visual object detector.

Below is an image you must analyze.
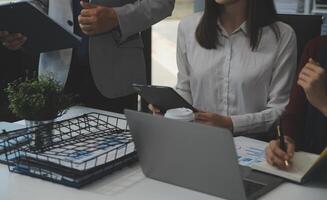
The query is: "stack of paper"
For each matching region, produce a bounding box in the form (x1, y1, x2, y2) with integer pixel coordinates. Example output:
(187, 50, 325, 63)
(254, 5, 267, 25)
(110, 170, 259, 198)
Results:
(0, 122, 26, 161)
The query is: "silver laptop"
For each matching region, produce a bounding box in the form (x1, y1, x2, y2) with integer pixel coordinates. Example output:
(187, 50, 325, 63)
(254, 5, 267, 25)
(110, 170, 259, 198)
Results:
(125, 110, 283, 200)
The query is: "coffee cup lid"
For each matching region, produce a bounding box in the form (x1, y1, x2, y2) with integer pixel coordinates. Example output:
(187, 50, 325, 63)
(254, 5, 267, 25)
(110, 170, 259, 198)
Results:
(164, 108, 194, 122)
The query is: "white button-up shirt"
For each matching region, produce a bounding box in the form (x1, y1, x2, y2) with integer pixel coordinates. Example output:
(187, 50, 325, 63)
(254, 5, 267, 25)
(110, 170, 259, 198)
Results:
(176, 13, 297, 134)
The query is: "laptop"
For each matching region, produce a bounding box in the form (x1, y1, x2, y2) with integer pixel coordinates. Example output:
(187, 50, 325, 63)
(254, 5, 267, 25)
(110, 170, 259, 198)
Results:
(125, 110, 283, 200)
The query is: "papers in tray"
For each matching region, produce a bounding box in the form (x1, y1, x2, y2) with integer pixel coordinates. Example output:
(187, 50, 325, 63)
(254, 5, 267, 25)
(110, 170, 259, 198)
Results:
(20, 131, 136, 171)
(14, 151, 138, 187)
(0, 122, 26, 152)
(0, 121, 25, 132)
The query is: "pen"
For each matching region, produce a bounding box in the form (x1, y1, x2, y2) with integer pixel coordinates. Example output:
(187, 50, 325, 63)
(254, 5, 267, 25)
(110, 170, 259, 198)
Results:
(277, 125, 289, 167)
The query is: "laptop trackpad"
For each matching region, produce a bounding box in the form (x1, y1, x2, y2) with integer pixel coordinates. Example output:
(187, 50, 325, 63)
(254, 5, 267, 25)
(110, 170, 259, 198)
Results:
(243, 169, 284, 200)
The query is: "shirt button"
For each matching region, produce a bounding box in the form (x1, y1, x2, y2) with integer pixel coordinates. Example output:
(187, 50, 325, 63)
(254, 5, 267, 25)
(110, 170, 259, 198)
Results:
(67, 20, 73, 26)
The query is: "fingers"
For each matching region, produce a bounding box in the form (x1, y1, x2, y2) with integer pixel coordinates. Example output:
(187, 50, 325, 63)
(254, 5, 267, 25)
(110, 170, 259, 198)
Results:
(306, 59, 324, 74)
(297, 79, 306, 88)
(5, 38, 26, 50)
(79, 23, 94, 32)
(80, 8, 95, 17)
(78, 15, 95, 25)
(266, 140, 293, 170)
(0, 31, 9, 39)
(298, 72, 310, 85)
(79, 21, 96, 35)
(78, 14, 96, 35)
(297, 59, 326, 90)
(285, 136, 295, 157)
(2, 33, 26, 42)
(266, 146, 286, 169)
(270, 140, 290, 160)
(78, 6, 101, 35)
(297, 76, 312, 92)
(266, 149, 286, 169)
(301, 66, 317, 78)
(194, 114, 210, 124)
(195, 112, 213, 121)
(1, 33, 27, 50)
(300, 60, 325, 82)
(78, 4, 117, 35)
(148, 104, 161, 114)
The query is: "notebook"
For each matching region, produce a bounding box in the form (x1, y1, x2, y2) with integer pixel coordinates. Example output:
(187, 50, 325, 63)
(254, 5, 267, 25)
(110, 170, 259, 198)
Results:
(252, 148, 327, 183)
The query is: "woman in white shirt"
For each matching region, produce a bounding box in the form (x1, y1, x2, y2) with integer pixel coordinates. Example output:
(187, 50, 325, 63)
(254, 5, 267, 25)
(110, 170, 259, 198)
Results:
(174, 0, 297, 135)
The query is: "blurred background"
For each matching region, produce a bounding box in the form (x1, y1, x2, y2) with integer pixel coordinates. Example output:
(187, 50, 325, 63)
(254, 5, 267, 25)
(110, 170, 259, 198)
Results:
(152, 0, 327, 87)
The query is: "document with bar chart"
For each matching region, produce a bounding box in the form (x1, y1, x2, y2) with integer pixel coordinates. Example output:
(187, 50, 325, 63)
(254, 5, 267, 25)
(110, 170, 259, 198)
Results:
(234, 136, 267, 167)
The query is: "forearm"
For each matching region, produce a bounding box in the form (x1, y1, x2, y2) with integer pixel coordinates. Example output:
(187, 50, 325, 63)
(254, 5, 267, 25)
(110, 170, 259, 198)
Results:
(230, 107, 283, 134)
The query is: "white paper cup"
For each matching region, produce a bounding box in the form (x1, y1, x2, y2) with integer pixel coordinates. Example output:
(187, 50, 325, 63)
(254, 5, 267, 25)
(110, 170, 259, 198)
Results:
(164, 108, 195, 122)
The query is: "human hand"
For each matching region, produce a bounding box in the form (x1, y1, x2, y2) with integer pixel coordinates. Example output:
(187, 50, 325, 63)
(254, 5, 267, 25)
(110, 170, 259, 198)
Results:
(195, 111, 233, 130)
(298, 58, 327, 116)
(78, 1, 118, 36)
(265, 136, 295, 170)
(0, 31, 27, 50)
(148, 104, 162, 115)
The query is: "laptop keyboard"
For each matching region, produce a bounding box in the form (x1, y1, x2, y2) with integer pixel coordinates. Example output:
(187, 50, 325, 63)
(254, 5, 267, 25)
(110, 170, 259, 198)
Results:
(243, 179, 265, 196)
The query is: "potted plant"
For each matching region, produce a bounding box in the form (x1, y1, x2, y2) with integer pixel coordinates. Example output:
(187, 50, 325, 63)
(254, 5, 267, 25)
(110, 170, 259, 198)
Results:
(5, 75, 74, 150)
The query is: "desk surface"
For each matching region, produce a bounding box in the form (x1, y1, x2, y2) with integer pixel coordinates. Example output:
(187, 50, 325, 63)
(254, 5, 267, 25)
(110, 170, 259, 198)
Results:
(0, 106, 326, 200)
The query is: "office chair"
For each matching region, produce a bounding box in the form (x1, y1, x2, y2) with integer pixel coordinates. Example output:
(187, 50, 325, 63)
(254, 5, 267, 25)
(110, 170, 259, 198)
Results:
(277, 14, 323, 64)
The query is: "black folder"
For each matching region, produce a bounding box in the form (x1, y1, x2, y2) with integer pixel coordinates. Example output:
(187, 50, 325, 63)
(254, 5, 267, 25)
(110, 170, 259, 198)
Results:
(0, 1, 81, 53)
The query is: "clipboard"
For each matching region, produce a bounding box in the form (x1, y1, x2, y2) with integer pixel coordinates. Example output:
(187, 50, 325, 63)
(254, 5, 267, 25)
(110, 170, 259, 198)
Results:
(0, 1, 81, 53)
(132, 83, 195, 113)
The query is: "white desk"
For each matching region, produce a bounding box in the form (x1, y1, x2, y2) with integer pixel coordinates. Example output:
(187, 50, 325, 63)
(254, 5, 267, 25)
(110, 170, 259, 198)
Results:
(0, 106, 326, 200)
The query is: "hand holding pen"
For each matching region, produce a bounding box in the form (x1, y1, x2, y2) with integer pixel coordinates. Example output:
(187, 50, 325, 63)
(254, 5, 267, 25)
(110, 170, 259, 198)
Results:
(265, 124, 295, 170)
(277, 125, 290, 167)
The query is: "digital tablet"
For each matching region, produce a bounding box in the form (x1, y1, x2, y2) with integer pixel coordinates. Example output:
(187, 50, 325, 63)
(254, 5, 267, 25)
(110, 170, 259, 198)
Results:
(132, 84, 195, 113)
(0, 1, 81, 53)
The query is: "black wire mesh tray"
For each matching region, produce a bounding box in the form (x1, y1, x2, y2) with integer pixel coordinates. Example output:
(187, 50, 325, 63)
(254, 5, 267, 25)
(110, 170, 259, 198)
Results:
(0, 112, 137, 188)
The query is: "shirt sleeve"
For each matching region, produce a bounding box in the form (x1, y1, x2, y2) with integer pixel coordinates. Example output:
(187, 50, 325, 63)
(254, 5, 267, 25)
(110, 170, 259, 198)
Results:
(175, 21, 193, 104)
(231, 26, 298, 134)
(281, 40, 311, 141)
(282, 36, 327, 143)
(113, 0, 175, 42)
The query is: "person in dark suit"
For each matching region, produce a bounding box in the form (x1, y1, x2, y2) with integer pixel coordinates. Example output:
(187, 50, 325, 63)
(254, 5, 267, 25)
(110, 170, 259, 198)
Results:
(266, 36, 327, 170)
